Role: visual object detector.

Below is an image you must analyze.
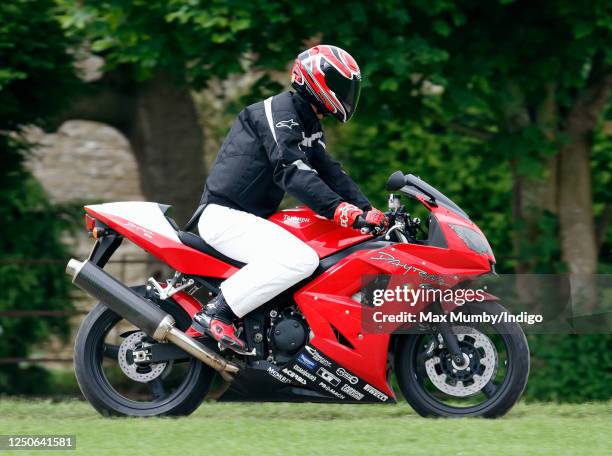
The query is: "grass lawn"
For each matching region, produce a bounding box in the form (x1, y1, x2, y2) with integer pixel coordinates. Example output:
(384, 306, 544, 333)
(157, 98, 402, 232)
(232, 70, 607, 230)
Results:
(0, 399, 609, 455)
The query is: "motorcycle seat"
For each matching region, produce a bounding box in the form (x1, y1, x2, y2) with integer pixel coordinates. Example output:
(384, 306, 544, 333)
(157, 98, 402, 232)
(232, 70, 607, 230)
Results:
(177, 230, 246, 269)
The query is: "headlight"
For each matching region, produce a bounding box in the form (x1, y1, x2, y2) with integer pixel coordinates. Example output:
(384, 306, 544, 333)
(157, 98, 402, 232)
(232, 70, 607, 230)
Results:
(449, 224, 492, 255)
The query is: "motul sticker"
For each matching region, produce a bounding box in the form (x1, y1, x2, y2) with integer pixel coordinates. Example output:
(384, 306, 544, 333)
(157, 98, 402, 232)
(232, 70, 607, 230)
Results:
(267, 367, 291, 384)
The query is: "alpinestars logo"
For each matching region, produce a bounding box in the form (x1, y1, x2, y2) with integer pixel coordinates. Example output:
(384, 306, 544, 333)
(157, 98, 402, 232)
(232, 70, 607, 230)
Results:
(276, 119, 299, 129)
(339, 204, 356, 228)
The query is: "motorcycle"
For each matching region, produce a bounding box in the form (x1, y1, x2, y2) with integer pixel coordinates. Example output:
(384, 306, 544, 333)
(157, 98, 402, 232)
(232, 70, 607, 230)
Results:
(68, 171, 529, 418)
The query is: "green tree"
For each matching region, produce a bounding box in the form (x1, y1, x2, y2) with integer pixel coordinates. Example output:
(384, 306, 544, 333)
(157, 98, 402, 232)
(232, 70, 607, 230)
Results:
(0, 0, 78, 393)
(56, 0, 310, 224)
(336, 1, 612, 276)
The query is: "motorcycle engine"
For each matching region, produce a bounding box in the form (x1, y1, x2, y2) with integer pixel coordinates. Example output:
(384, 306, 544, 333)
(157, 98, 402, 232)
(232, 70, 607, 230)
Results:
(267, 307, 308, 364)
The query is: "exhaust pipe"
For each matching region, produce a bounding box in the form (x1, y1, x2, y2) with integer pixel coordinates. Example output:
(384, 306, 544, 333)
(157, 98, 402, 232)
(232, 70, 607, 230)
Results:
(66, 259, 239, 381)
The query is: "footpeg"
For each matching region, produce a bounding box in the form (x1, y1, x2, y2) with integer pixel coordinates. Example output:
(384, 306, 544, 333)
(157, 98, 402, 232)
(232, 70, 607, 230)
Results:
(191, 318, 254, 356)
(218, 342, 257, 356)
(147, 272, 195, 300)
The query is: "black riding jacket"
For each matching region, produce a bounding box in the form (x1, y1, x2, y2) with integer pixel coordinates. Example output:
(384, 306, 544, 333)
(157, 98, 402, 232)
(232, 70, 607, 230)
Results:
(200, 91, 371, 219)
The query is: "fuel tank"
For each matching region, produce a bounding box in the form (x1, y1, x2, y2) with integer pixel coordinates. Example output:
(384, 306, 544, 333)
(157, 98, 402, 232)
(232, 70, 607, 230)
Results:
(268, 206, 371, 258)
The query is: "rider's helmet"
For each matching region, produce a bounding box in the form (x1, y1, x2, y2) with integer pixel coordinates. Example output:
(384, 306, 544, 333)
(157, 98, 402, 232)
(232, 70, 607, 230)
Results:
(291, 45, 361, 123)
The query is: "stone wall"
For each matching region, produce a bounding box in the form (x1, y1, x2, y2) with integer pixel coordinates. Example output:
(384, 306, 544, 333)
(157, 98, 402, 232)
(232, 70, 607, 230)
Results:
(26, 120, 162, 365)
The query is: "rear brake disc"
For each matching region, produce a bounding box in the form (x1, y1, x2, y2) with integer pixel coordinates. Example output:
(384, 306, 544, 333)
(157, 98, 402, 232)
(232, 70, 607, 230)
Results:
(117, 331, 168, 383)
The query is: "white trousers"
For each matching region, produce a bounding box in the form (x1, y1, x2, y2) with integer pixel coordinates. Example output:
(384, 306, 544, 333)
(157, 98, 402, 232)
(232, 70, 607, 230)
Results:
(197, 204, 319, 318)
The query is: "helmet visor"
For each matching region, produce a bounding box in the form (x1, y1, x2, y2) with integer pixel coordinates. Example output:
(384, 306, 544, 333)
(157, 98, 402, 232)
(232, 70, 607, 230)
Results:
(325, 67, 361, 122)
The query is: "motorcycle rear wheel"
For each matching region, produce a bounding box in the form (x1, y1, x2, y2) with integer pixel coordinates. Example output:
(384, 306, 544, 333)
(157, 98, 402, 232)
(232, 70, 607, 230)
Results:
(74, 287, 214, 417)
(395, 301, 529, 418)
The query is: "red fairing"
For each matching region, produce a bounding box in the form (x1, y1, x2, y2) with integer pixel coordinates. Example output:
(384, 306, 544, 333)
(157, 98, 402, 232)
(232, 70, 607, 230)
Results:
(417, 195, 496, 264)
(294, 233, 492, 397)
(85, 207, 239, 279)
(268, 206, 371, 258)
(294, 257, 394, 397)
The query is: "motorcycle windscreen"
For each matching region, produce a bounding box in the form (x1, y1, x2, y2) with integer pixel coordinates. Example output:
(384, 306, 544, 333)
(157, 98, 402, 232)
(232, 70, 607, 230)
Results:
(401, 174, 470, 220)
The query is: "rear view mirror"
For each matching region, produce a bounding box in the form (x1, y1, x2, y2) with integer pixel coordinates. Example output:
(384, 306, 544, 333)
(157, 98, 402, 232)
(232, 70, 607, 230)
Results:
(386, 171, 406, 191)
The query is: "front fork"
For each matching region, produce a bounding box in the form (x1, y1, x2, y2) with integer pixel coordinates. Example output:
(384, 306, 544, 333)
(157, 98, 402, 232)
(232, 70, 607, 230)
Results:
(431, 301, 466, 367)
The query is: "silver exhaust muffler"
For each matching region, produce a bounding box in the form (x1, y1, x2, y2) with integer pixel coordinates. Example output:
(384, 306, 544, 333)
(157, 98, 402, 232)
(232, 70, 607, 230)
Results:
(66, 259, 239, 381)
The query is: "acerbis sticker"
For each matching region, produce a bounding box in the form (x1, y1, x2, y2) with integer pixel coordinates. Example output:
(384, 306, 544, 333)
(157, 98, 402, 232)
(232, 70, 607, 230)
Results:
(282, 368, 307, 385)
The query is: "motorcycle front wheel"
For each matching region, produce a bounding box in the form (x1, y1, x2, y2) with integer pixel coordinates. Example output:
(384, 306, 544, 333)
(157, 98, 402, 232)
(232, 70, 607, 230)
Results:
(74, 287, 214, 417)
(395, 301, 530, 418)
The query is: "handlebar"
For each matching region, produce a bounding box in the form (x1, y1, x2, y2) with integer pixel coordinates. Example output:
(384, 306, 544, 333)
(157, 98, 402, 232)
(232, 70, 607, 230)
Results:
(360, 225, 386, 235)
(353, 215, 386, 236)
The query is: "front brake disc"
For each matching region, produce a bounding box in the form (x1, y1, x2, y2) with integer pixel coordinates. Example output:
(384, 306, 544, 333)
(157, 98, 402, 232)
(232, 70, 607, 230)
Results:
(424, 326, 498, 397)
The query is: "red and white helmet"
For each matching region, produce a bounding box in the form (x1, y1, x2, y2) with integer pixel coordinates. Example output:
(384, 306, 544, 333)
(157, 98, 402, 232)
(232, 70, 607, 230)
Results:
(291, 45, 361, 123)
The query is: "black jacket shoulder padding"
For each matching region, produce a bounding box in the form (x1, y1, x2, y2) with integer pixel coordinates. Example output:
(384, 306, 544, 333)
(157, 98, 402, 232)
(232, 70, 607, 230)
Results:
(200, 91, 371, 219)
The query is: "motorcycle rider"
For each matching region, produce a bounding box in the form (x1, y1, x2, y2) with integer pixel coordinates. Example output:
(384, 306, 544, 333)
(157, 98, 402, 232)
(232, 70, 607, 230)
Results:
(192, 45, 388, 351)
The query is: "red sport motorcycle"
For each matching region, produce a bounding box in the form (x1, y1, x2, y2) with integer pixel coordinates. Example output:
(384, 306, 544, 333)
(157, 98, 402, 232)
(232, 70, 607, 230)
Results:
(69, 171, 529, 418)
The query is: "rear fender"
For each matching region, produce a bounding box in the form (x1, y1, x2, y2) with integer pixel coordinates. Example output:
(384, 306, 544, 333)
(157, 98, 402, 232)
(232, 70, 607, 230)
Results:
(88, 233, 123, 268)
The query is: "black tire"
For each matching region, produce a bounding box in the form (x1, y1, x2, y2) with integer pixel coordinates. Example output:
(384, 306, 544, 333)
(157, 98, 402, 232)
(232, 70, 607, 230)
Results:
(74, 288, 214, 417)
(395, 301, 529, 418)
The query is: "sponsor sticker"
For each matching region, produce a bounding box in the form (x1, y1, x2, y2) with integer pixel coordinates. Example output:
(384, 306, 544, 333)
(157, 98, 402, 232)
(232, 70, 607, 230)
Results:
(282, 368, 307, 385)
(318, 381, 345, 400)
(267, 367, 291, 384)
(304, 346, 332, 367)
(363, 383, 389, 402)
(293, 364, 317, 382)
(297, 353, 317, 370)
(317, 367, 341, 387)
(336, 368, 358, 385)
(341, 384, 364, 400)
